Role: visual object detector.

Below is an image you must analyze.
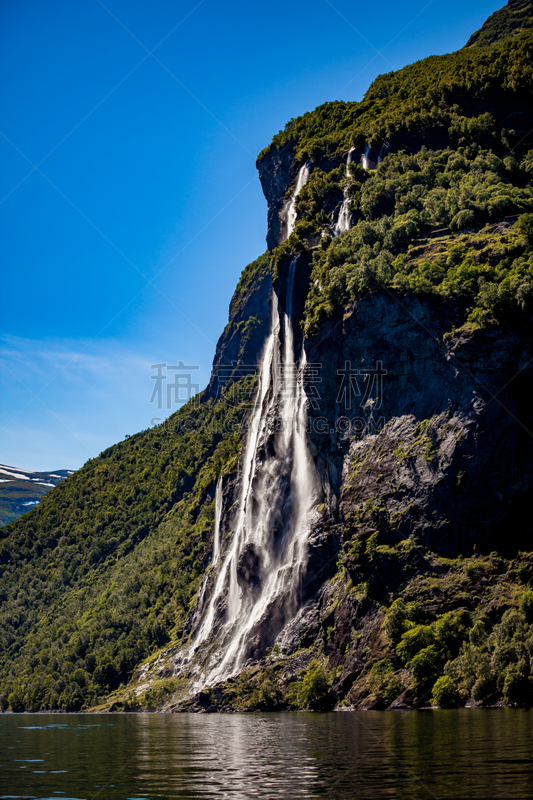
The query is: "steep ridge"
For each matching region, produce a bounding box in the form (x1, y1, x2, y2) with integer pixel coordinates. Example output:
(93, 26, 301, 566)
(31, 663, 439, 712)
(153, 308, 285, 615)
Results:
(1, 1, 533, 714)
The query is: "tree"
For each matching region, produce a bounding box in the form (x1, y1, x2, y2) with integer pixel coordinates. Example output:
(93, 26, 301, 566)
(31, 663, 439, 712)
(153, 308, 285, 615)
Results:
(516, 213, 533, 245)
(519, 590, 533, 623)
(431, 676, 462, 708)
(299, 661, 331, 709)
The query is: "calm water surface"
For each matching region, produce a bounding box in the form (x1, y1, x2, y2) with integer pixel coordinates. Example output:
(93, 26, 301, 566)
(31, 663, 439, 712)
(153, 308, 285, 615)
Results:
(0, 710, 532, 799)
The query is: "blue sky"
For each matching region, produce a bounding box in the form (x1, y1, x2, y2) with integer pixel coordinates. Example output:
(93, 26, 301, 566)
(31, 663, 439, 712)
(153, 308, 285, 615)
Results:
(0, 0, 502, 471)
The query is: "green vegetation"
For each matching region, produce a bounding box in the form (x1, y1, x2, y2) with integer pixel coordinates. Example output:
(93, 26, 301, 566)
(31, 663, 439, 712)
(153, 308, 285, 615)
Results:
(202, 665, 285, 711)
(230, 251, 273, 316)
(392, 610, 470, 697)
(258, 28, 533, 338)
(520, 589, 533, 621)
(383, 598, 422, 645)
(431, 676, 462, 708)
(0, 244, 265, 712)
(465, 0, 533, 49)
(367, 658, 402, 707)
(304, 154, 533, 334)
(297, 660, 332, 709)
(444, 609, 533, 706)
(343, 531, 533, 707)
(259, 29, 533, 164)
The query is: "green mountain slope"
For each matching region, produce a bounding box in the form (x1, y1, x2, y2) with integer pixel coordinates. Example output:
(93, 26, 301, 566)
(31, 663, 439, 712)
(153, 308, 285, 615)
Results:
(465, 0, 533, 48)
(259, 24, 533, 164)
(0, 254, 269, 711)
(1, 2, 533, 713)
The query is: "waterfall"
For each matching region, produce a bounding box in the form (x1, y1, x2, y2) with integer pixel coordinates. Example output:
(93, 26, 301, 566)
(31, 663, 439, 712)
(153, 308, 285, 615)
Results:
(182, 257, 318, 689)
(334, 147, 356, 236)
(213, 477, 223, 562)
(361, 143, 386, 171)
(361, 144, 372, 170)
(283, 162, 311, 240)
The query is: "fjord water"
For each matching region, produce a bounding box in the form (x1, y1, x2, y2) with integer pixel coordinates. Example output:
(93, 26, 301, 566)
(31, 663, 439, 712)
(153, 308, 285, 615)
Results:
(2, 711, 533, 799)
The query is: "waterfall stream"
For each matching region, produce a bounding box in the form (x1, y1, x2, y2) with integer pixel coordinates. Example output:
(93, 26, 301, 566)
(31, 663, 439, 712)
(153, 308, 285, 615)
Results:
(361, 144, 372, 171)
(283, 162, 311, 240)
(334, 147, 356, 236)
(213, 477, 223, 563)
(183, 257, 318, 690)
(361, 143, 386, 171)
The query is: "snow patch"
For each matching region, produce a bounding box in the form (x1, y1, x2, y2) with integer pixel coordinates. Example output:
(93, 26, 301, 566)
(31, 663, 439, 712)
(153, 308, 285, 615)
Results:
(0, 469, 31, 480)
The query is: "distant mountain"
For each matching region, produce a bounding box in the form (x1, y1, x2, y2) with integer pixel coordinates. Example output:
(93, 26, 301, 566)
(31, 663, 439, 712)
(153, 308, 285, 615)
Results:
(0, 465, 73, 526)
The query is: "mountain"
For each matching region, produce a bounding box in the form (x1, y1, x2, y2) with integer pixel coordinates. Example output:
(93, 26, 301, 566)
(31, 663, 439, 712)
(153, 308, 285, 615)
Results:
(465, 0, 533, 48)
(1, 1, 533, 714)
(0, 465, 73, 526)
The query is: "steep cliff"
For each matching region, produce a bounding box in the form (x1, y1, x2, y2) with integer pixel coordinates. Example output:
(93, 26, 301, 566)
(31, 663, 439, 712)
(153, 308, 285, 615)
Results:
(1, 1, 533, 714)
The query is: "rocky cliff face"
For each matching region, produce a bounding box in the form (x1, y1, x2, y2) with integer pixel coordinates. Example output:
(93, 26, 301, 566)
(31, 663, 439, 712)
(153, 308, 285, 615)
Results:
(257, 144, 349, 251)
(204, 254, 273, 400)
(256, 141, 295, 251)
(306, 292, 533, 555)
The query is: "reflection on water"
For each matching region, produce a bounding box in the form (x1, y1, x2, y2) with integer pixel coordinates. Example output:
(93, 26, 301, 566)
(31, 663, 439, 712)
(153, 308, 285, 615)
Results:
(1, 710, 532, 799)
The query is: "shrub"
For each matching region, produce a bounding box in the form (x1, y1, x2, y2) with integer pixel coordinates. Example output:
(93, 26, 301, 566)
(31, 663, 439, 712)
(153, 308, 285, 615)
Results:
(368, 658, 402, 707)
(93, 655, 118, 690)
(519, 590, 533, 623)
(431, 676, 462, 708)
(516, 213, 533, 245)
(365, 531, 380, 558)
(397, 625, 435, 664)
(384, 599, 409, 645)
(409, 645, 441, 695)
(299, 661, 332, 709)
(71, 668, 88, 688)
(139, 679, 177, 710)
(472, 672, 497, 703)
(503, 669, 533, 706)
(384, 600, 422, 646)
(434, 610, 470, 657)
(249, 671, 283, 710)
(8, 690, 24, 712)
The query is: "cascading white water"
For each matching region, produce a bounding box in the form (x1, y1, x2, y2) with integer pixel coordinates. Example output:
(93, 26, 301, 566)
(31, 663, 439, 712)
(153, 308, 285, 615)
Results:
(334, 147, 356, 236)
(213, 477, 223, 562)
(183, 257, 318, 689)
(361, 144, 372, 170)
(283, 162, 311, 240)
(361, 143, 386, 171)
